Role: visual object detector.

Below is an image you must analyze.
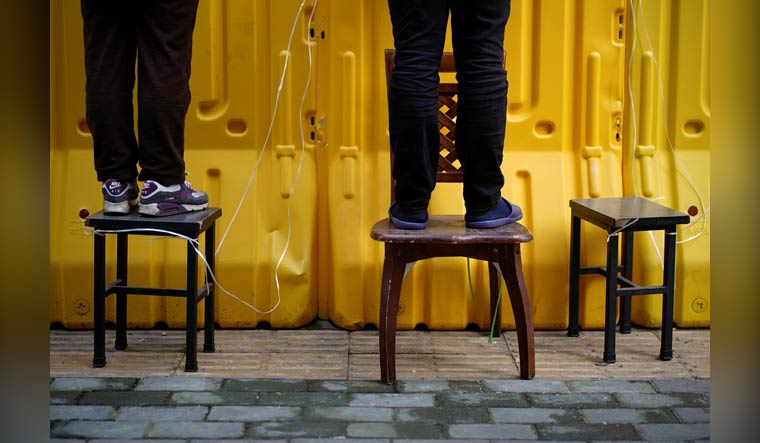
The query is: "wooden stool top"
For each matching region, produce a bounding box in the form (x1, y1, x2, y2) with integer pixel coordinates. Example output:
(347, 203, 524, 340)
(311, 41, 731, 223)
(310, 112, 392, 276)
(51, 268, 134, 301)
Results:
(371, 215, 532, 244)
(85, 207, 222, 238)
(570, 197, 689, 232)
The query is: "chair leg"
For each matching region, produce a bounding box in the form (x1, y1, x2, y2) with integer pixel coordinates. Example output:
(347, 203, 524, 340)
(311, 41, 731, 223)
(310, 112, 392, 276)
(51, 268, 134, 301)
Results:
(488, 262, 502, 337)
(660, 227, 676, 360)
(93, 234, 107, 368)
(619, 231, 633, 334)
(568, 214, 581, 336)
(185, 240, 199, 372)
(115, 233, 128, 350)
(499, 244, 535, 380)
(379, 244, 405, 384)
(203, 224, 216, 353)
(603, 233, 619, 363)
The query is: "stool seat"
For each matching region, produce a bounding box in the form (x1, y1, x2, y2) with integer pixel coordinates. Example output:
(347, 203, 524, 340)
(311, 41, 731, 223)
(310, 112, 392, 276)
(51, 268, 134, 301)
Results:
(568, 197, 689, 364)
(569, 197, 690, 232)
(85, 207, 221, 372)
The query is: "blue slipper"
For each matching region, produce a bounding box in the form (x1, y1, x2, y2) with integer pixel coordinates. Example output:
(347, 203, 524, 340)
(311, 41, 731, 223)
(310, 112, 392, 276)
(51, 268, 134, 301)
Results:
(465, 197, 523, 229)
(389, 202, 428, 230)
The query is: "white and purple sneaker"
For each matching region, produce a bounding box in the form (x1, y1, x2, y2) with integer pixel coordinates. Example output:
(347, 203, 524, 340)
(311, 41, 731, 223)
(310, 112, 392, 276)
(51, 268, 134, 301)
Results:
(138, 180, 209, 217)
(102, 179, 139, 215)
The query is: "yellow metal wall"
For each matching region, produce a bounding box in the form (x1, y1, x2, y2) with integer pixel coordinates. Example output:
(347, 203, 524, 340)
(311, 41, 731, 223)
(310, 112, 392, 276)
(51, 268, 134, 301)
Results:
(51, 0, 709, 330)
(622, 0, 710, 327)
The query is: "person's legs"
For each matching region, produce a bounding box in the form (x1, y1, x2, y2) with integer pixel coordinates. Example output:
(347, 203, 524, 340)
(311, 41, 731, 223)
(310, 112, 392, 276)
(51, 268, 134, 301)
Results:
(387, 0, 449, 221)
(135, 0, 199, 185)
(81, 0, 139, 183)
(449, 0, 511, 216)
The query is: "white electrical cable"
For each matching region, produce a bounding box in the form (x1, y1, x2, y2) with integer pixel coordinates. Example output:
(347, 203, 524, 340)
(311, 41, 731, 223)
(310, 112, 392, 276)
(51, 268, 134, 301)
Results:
(625, 0, 710, 270)
(86, 0, 320, 316)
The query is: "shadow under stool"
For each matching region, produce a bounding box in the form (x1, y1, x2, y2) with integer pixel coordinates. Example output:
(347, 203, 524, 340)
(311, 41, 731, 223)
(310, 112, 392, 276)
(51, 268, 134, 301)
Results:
(568, 197, 689, 363)
(85, 207, 221, 372)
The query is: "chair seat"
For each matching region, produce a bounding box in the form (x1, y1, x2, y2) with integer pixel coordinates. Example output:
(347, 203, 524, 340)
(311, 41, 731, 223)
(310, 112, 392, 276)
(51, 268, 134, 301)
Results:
(371, 215, 532, 244)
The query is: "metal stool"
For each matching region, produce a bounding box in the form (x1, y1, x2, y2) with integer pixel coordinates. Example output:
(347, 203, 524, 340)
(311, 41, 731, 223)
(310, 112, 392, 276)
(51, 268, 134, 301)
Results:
(568, 197, 689, 363)
(85, 207, 221, 372)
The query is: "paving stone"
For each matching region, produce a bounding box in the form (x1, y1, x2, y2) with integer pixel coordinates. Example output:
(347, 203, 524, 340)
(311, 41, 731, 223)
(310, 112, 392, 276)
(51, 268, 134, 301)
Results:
(247, 421, 345, 439)
(350, 393, 435, 407)
(51, 421, 148, 439)
(438, 392, 528, 408)
(652, 379, 710, 393)
(89, 440, 184, 443)
(50, 378, 137, 391)
(581, 408, 677, 424)
(672, 407, 709, 423)
(528, 393, 617, 408)
(635, 423, 710, 440)
(50, 405, 115, 421)
(148, 421, 245, 439)
(537, 424, 639, 441)
(615, 392, 709, 408)
(256, 392, 349, 407)
(223, 379, 309, 392)
(308, 380, 395, 393)
(490, 407, 579, 424)
(347, 422, 442, 439)
(394, 440, 488, 443)
(187, 440, 287, 443)
(483, 380, 570, 393)
(51, 391, 82, 405)
(292, 440, 387, 443)
(396, 407, 490, 424)
(397, 380, 451, 393)
(78, 391, 170, 406)
(447, 423, 537, 440)
(304, 406, 393, 422)
(170, 391, 225, 405)
(568, 380, 655, 393)
(116, 405, 208, 421)
(136, 377, 221, 391)
(207, 406, 300, 421)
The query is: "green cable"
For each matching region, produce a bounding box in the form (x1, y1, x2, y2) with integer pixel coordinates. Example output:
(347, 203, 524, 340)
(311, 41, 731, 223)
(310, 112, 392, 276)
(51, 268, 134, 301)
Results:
(466, 257, 476, 304)
(466, 258, 504, 344)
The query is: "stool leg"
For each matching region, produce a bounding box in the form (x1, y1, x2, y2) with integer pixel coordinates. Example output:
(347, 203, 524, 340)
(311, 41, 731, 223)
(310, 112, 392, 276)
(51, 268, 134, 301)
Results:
(619, 231, 633, 334)
(379, 244, 405, 384)
(499, 244, 536, 380)
(603, 233, 619, 363)
(488, 262, 502, 337)
(185, 240, 199, 372)
(660, 227, 676, 360)
(568, 214, 581, 336)
(93, 234, 106, 368)
(115, 233, 128, 350)
(203, 224, 216, 353)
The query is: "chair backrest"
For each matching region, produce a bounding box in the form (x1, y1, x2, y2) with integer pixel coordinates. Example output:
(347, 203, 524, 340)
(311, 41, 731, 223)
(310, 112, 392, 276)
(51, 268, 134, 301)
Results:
(384, 49, 463, 187)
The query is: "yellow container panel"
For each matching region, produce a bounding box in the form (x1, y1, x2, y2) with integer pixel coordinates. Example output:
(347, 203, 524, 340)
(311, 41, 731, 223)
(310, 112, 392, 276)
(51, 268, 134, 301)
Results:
(50, 0, 320, 328)
(621, 0, 710, 328)
(320, 0, 626, 330)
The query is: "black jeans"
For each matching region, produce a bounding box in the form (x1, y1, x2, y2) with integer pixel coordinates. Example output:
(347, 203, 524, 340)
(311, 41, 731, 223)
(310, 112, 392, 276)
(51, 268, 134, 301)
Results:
(81, 0, 199, 185)
(387, 0, 510, 215)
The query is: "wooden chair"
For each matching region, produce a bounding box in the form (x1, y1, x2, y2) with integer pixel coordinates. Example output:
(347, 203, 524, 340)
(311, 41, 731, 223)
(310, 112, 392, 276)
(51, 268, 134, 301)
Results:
(371, 50, 535, 383)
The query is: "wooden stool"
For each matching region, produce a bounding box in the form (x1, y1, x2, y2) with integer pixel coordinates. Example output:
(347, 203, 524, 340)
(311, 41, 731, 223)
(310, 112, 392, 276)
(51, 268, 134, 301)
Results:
(85, 207, 221, 372)
(568, 197, 689, 363)
(371, 216, 535, 383)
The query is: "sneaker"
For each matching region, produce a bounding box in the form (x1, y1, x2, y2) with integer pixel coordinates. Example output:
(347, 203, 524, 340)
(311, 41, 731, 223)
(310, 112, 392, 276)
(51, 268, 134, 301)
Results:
(102, 179, 138, 215)
(388, 202, 428, 230)
(465, 197, 523, 229)
(139, 180, 209, 217)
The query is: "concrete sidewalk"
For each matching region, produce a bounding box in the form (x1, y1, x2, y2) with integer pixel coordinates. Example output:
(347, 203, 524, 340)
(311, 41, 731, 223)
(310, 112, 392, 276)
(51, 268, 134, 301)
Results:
(49, 328, 710, 441)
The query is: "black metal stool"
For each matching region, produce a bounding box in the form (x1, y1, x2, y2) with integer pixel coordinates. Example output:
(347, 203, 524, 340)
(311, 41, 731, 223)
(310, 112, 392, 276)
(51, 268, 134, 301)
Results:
(85, 207, 221, 372)
(568, 197, 689, 363)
